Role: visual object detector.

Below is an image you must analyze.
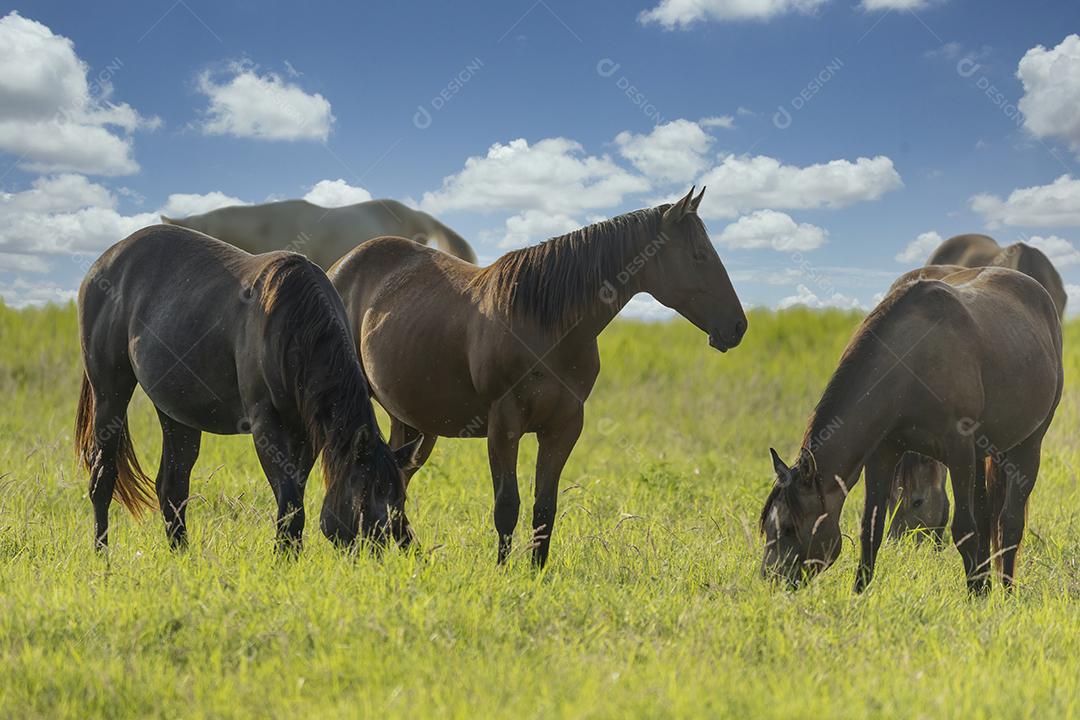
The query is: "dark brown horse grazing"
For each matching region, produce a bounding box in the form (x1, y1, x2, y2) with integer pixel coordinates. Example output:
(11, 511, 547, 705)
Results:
(927, 233, 1067, 317)
(331, 188, 747, 566)
(760, 266, 1061, 593)
(76, 225, 417, 551)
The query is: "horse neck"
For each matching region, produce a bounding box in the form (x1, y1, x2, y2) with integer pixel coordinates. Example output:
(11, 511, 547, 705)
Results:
(802, 338, 905, 491)
(562, 215, 662, 338)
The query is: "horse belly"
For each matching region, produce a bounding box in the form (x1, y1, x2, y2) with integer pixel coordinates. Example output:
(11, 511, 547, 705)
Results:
(367, 358, 489, 437)
(362, 316, 490, 437)
(129, 331, 245, 435)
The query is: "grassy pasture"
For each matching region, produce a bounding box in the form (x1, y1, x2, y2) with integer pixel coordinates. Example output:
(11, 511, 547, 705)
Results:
(0, 302, 1078, 718)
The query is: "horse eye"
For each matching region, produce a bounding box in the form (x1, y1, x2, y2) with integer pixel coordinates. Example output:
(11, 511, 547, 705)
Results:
(912, 498, 925, 508)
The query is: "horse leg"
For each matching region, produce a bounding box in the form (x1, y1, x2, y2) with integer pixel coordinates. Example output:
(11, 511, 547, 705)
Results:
(531, 407, 584, 568)
(87, 376, 137, 551)
(997, 433, 1043, 590)
(155, 410, 202, 549)
(252, 413, 314, 553)
(855, 442, 901, 592)
(487, 401, 522, 564)
(946, 438, 991, 594)
(389, 416, 437, 489)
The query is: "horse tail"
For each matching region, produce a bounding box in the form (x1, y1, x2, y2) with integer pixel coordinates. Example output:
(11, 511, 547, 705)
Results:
(75, 371, 156, 516)
(433, 224, 477, 264)
(985, 456, 1006, 577)
(74, 371, 96, 470)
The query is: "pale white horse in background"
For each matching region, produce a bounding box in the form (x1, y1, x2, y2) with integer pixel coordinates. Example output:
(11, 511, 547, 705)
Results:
(162, 198, 477, 269)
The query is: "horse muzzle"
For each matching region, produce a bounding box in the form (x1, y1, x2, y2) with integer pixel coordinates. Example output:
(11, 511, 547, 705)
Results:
(708, 319, 747, 353)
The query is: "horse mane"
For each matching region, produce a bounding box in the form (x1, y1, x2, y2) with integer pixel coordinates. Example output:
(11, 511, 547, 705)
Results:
(469, 207, 665, 334)
(256, 254, 380, 488)
(799, 283, 920, 449)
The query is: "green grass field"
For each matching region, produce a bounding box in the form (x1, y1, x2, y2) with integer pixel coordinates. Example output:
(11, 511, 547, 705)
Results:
(1, 302, 1078, 718)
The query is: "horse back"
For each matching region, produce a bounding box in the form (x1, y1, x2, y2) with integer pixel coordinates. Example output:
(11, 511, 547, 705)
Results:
(926, 233, 1001, 267)
(996, 243, 1067, 319)
(924, 267, 1062, 439)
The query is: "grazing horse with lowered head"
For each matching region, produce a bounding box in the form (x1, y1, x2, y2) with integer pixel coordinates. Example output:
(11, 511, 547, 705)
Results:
(330, 187, 747, 566)
(760, 266, 1061, 593)
(76, 225, 417, 551)
(163, 198, 477, 269)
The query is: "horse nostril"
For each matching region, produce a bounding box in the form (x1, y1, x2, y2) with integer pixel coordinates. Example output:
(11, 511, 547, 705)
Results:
(734, 319, 747, 338)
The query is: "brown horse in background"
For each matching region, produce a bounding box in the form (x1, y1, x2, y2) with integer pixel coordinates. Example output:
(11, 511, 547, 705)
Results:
(163, 198, 477, 269)
(893, 236, 1068, 539)
(760, 267, 1061, 593)
(927, 233, 1066, 317)
(76, 225, 416, 551)
(331, 188, 747, 567)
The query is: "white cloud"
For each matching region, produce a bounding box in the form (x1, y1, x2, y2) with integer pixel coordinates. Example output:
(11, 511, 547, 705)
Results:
(1027, 235, 1080, 267)
(1017, 34, 1080, 155)
(620, 294, 677, 321)
(500, 209, 581, 249)
(696, 154, 903, 219)
(0, 277, 76, 308)
(197, 61, 335, 142)
(778, 284, 864, 310)
(970, 175, 1080, 227)
(0, 12, 159, 175)
(614, 119, 715, 184)
(639, 0, 828, 28)
(861, 0, 938, 10)
(159, 191, 245, 218)
(700, 115, 736, 129)
(1066, 284, 1080, 316)
(0, 177, 249, 259)
(895, 230, 942, 263)
(420, 138, 649, 216)
(0, 252, 48, 273)
(715, 210, 827, 251)
(303, 178, 372, 207)
(0, 174, 114, 213)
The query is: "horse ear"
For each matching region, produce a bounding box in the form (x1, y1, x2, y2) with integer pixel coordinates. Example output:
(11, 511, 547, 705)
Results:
(689, 186, 706, 212)
(353, 424, 375, 456)
(770, 447, 791, 481)
(662, 186, 696, 224)
(393, 437, 422, 471)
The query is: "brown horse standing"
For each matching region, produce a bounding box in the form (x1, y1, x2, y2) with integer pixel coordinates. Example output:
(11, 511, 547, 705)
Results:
(76, 225, 416, 551)
(331, 188, 747, 566)
(760, 267, 1061, 593)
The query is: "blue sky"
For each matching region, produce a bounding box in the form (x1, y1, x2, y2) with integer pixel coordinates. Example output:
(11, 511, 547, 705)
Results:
(2, 0, 1080, 313)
